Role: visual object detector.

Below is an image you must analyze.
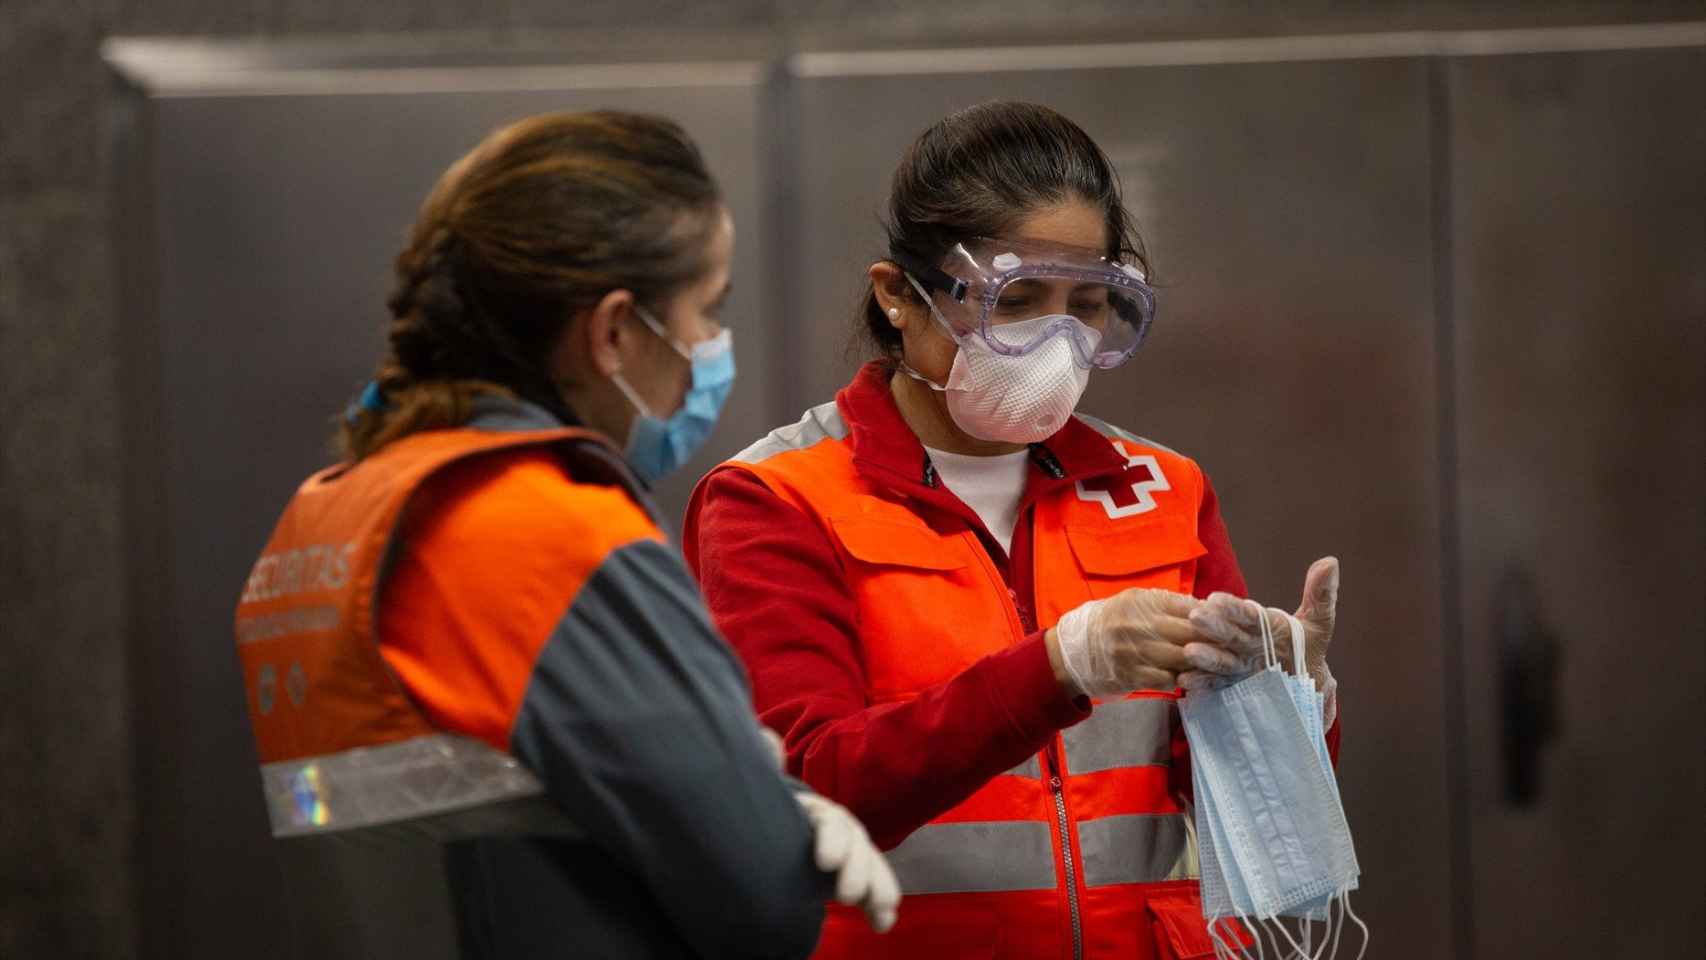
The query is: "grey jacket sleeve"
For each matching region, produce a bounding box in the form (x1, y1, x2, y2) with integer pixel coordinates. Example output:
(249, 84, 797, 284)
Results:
(509, 538, 829, 960)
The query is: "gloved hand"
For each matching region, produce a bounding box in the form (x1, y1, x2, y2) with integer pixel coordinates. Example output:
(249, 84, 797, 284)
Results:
(1184, 557, 1341, 723)
(796, 792, 901, 934)
(1051, 588, 1203, 696)
(757, 725, 901, 933)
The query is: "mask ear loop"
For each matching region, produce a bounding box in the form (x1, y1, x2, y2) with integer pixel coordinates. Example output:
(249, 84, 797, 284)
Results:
(1207, 917, 1238, 960)
(1312, 895, 1336, 960)
(1218, 909, 1262, 960)
(1340, 886, 1369, 960)
(610, 369, 656, 421)
(1270, 914, 1311, 959)
(1282, 611, 1308, 680)
(1253, 599, 1277, 671)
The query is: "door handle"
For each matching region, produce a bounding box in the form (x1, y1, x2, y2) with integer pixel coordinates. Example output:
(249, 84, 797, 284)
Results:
(1494, 569, 1562, 807)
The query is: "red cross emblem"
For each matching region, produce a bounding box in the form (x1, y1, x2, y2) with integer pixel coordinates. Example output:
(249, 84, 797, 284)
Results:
(1075, 442, 1169, 518)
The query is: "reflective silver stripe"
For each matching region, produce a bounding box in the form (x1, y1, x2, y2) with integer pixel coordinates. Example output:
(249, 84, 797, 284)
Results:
(1005, 754, 1042, 779)
(1078, 814, 1190, 887)
(1071, 413, 1181, 457)
(261, 734, 547, 838)
(1062, 698, 1172, 775)
(733, 401, 848, 464)
(886, 821, 1058, 894)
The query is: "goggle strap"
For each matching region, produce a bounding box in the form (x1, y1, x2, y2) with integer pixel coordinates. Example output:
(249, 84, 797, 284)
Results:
(890, 246, 968, 302)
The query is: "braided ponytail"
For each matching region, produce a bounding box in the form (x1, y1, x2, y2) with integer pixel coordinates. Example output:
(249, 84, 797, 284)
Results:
(338, 112, 721, 459)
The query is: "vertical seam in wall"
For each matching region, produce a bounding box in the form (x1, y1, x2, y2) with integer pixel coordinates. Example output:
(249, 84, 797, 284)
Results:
(1429, 54, 1476, 960)
(761, 59, 800, 416)
(107, 68, 168, 960)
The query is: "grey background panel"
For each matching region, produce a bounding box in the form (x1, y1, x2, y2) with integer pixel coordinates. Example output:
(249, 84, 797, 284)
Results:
(1448, 47, 1705, 958)
(128, 74, 773, 960)
(782, 55, 1450, 955)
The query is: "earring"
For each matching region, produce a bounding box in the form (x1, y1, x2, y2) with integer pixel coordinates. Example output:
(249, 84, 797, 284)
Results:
(887, 307, 901, 320)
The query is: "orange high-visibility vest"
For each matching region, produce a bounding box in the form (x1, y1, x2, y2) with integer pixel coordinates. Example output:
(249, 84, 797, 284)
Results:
(715, 401, 1242, 960)
(233, 424, 608, 959)
(236, 425, 603, 768)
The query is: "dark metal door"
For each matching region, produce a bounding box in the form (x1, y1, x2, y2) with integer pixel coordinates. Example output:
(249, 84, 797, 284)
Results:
(1446, 46, 1706, 958)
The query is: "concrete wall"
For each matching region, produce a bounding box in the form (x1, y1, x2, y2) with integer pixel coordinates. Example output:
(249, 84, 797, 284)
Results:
(1, 1, 1699, 956)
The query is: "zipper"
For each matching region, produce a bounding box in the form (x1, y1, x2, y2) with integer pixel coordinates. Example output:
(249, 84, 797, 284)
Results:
(1048, 749, 1083, 960)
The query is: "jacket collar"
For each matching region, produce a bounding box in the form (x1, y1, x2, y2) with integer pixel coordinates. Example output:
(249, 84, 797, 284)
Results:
(466, 395, 667, 529)
(834, 360, 1131, 510)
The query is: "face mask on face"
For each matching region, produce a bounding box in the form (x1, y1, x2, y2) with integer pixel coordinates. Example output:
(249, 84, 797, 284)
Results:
(901, 274, 1098, 443)
(1181, 604, 1367, 959)
(610, 306, 735, 484)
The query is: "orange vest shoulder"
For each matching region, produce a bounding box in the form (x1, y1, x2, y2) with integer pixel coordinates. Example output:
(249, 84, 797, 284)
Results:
(234, 425, 612, 763)
(378, 446, 664, 749)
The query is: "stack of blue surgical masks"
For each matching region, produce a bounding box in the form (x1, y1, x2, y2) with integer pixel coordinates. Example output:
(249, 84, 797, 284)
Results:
(1180, 604, 1367, 960)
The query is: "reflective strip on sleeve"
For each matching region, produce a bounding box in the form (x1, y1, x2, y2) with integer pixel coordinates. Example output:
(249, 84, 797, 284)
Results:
(732, 402, 848, 464)
(1004, 754, 1042, 779)
(261, 734, 548, 838)
(1062, 697, 1172, 775)
(885, 821, 1059, 894)
(1078, 813, 1190, 887)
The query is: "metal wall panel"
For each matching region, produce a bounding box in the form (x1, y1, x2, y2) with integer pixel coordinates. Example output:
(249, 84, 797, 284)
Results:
(783, 53, 1452, 955)
(112, 55, 777, 960)
(1447, 47, 1706, 958)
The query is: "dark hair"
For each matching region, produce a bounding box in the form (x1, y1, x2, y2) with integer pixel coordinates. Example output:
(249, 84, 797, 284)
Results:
(339, 111, 722, 459)
(859, 100, 1149, 358)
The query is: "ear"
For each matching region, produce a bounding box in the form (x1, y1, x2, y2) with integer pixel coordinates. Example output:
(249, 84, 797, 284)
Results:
(567, 288, 637, 380)
(869, 261, 922, 332)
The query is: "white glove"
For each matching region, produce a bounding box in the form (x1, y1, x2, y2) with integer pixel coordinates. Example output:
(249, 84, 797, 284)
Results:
(757, 725, 900, 933)
(1053, 587, 1202, 696)
(796, 792, 900, 933)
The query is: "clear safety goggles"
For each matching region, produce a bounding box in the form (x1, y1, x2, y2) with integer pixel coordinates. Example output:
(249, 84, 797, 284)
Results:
(893, 237, 1155, 369)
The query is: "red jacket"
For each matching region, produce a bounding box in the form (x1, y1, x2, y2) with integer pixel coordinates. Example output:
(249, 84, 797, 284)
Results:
(685, 362, 1335, 959)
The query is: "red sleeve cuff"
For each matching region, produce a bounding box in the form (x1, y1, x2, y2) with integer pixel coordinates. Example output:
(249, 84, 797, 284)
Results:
(982, 632, 1091, 743)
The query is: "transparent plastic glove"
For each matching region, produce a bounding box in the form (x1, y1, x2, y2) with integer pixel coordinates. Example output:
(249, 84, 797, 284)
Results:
(796, 792, 900, 934)
(1186, 557, 1341, 722)
(1053, 588, 1201, 696)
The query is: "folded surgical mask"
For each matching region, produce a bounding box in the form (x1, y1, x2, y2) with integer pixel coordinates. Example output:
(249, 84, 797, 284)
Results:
(1181, 602, 1367, 959)
(612, 307, 735, 483)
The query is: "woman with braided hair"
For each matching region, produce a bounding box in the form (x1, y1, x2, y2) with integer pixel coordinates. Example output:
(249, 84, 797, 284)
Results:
(232, 112, 896, 960)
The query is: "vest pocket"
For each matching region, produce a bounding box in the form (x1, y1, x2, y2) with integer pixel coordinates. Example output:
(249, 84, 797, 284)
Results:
(832, 515, 969, 570)
(1147, 887, 1253, 959)
(828, 515, 1012, 698)
(1064, 518, 1207, 596)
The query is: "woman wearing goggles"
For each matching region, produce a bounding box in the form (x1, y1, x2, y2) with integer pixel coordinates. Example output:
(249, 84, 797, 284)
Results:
(686, 101, 1343, 960)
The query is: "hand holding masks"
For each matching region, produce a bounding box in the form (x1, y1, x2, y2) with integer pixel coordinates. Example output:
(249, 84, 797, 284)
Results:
(1185, 557, 1341, 723)
(1052, 588, 1203, 696)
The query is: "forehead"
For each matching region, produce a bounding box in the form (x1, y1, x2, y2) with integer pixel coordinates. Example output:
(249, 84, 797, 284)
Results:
(1007, 200, 1108, 252)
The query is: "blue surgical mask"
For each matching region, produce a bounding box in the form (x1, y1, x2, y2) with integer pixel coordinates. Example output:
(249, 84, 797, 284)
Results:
(1180, 604, 1365, 958)
(611, 307, 735, 483)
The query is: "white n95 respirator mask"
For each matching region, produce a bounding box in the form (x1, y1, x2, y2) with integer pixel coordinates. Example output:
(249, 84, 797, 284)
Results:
(903, 274, 1098, 443)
